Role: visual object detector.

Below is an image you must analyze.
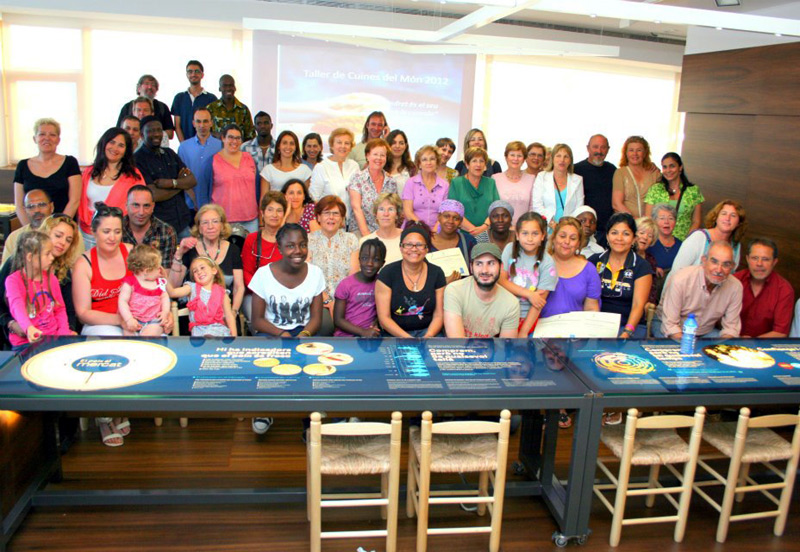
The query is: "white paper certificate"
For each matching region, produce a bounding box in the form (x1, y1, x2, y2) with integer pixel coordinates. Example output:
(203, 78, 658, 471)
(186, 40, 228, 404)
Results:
(426, 248, 469, 278)
(533, 311, 621, 339)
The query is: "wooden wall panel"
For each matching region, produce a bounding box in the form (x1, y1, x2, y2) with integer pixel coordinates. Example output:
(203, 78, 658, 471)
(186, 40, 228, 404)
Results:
(679, 43, 800, 116)
(0, 412, 46, 517)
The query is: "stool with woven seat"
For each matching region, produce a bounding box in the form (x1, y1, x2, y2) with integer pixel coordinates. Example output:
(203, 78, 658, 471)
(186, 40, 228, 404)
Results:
(593, 406, 706, 547)
(406, 410, 511, 552)
(306, 411, 402, 552)
(693, 406, 800, 543)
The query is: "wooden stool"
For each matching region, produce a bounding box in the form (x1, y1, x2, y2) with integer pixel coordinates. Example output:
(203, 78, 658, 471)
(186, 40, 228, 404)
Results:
(306, 412, 402, 552)
(594, 406, 706, 546)
(693, 407, 800, 542)
(407, 410, 511, 552)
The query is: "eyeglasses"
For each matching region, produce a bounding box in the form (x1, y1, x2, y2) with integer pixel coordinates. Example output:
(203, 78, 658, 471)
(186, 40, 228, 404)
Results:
(225, 135, 243, 142)
(186, 69, 202, 74)
(401, 243, 427, 251)
(200, 218, 221, 226)
(25, 202, 50, 210)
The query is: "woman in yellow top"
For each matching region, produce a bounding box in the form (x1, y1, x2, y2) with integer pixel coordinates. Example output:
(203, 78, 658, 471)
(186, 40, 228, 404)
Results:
(611, 136, 660, 218)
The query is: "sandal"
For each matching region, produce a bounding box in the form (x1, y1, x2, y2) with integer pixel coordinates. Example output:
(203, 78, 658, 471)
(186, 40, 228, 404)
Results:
(558, 411, 572, 429)
(114, 417, 131, 436)
(97, 420, 123, 447)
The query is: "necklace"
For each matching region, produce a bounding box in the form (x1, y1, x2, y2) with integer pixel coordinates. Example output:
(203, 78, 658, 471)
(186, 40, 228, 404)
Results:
(201, 239, 221, 262)
(403, 264, 424, 292)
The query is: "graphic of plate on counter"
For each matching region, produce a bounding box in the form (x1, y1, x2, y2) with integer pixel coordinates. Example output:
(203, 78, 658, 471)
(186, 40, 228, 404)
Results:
(317, 352, 353, 366)
(253, 357, 280, 368)
(303, 363, 337, 376)
(271, 364, 302, 376)
(296, 342, 334, 355)
(703, 344, 775, 369)
(21, 340, 177, 391)
(593, 352, 655, 375)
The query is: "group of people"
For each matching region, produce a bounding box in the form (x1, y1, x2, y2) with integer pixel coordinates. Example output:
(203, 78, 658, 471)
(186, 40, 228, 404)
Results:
(5, 60, 798, 441)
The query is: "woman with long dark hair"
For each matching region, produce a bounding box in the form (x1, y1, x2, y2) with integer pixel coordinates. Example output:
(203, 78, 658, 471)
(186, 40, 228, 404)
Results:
(78, 128, 143, 247)
(386, 129, 417, 194)
(644, 152, 704, 241)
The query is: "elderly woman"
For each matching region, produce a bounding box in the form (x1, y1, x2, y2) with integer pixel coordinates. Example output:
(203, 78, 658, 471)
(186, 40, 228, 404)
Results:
(634, 216, 660, 305)
(281, 178, 319, 233)
(532, 143, 584, 229)
(307, 194, 360, 330)
(359, 192, 403, 266)
(525, 142, 546, 179)
(430, 199, 477, 283)
(612, 136, 660, 218)
(376, 223, 446, 338)
(454, 129, 502, 177)
(1, 214, 83, 345)
(79, 128, 144, 248)
(241, 192, 286, 320)
(402, 145, 449, 229)
(212, 124, 259, 233)
(493, 141, 534, 224)
(347, 138, 398, 236)
(261, 130, 312, 194)
(447, 147, 500, 235)
(572, 206, 604, 257)
(309, 128, 360, 218)
(665, 199, 747, 289)
(435, 137, 458, 183)
(475, 200, 515, 252)
(386, 129, 416, 194)
(648, 203, 682, 292)
(301, 132, 324, 170)
(644, 152, 704, 241)
(589, 213, 653, 340)
(170, 204, 245, 314)
(14, 118, 81, 221)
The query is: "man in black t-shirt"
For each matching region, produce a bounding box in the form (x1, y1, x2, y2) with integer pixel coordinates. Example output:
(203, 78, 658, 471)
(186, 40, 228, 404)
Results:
(116, 74, 175, 140)
(574, 134, 616, 243)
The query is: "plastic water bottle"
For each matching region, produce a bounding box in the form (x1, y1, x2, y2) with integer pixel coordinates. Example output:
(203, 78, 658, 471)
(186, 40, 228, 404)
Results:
(680, 314, 698, 354)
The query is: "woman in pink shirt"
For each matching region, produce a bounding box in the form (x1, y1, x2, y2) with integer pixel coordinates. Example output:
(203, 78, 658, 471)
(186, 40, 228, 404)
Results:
(211, 124, 258, 233)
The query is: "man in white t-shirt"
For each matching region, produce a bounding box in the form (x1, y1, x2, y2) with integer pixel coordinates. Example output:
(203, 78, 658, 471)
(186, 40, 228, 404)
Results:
(444, 243, 520, 338)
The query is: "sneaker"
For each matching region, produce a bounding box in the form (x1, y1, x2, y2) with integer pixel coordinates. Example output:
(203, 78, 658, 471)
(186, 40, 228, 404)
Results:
(603, 412, 623, 426)
(252, 417, 274, 435)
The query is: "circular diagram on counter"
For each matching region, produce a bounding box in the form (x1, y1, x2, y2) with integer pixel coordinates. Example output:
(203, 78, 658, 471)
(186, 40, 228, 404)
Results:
(253, 357, 280, 368)
(593, 352, 655, 375)
(21, 339, 177, 391)
(296, 342, 334, 355)
(303, 363, 337, 376)
(317, 352, 353, 366)
(271, 364, 302, 376)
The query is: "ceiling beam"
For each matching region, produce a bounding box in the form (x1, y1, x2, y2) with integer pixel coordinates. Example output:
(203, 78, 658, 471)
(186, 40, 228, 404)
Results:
(431, 0, 543, 42)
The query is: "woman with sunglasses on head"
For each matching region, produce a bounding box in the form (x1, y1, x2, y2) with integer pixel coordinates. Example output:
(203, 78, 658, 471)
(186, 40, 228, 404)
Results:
(307, 194, 359, 333)
(169, 204, 244, 318)
(0, 214, 84, 347)
(375, 222, 446, 338)
(240, 192, 286, 321)
(78, 128, 144, 248)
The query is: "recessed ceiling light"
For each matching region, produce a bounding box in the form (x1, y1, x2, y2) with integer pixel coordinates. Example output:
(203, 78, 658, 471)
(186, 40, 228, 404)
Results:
(654, 20, 661, 24)
(716, 26, 723, 30)
(589, 13, 597, 18)
(776, 32, 783, 36)
(715, 0, 740, 6)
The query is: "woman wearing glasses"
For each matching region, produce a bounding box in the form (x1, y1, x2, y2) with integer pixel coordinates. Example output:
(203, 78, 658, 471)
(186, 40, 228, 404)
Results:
(170, 204, 245, 315)
(307, 195, 359, 331)
(78, 128, 144, 248)
(375, 222, 446, 338)
(1, 214, 84, 346)
(359, 192, 403, 266)
(211, 124, 259, 233)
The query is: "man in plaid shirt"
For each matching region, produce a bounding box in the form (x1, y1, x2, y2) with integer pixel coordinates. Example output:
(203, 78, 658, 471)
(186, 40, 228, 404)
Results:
(122, 185, 178, 268)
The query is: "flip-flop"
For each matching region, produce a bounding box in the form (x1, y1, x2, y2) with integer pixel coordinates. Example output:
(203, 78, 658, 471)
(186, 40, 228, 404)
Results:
(99, 421, 124, 447)
(558, 412, 572, 429)
(114, 417, 131, 436)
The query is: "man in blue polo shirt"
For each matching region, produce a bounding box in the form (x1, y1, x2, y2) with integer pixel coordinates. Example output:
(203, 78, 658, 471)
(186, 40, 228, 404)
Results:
(177, 107, 222, 211)
(171, 60, 217, 143)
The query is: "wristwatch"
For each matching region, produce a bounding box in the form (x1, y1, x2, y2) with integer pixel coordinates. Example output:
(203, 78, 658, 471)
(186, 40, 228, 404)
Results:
(172, 179, 177, 188)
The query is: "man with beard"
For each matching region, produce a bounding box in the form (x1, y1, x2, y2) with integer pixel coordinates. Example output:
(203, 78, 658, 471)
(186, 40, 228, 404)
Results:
(171, 60, 217, 142)
(116, 74, 175, 140)
(240, 111, 274, 201)
(122, 186, 177, 268)
(656, 241, 742, 339)
(734, 238, 794, 338)
(2, 189, 54, 263)
(349, 111, 389, 168)
(207, 74, 255, 140)
(443, 242, 519, 338)
(134, 116, 196, 238)
(574, 134, 616, 241)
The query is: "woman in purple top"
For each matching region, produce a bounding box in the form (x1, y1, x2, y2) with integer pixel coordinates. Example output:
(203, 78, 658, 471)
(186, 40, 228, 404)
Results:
(539, 216, 601, 429)
(540, 216, 601, 319)
(402, 145, 449, 229)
